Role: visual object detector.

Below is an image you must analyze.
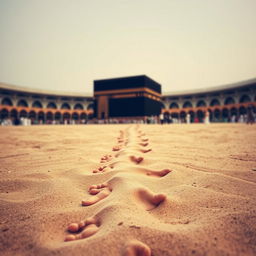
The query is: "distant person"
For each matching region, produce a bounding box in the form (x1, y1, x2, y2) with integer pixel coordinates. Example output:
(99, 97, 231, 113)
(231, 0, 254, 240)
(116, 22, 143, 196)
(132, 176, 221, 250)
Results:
(247, 106, 254, 124)
(204, 111, 210, 124)
(159, 113, 164, 124)
(186, 113, 190, 124)
(231, 115, 236, 123)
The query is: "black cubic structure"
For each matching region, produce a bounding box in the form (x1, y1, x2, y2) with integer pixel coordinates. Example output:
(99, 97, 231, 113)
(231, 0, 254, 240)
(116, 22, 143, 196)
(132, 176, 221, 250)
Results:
(93, 75, 162, 119)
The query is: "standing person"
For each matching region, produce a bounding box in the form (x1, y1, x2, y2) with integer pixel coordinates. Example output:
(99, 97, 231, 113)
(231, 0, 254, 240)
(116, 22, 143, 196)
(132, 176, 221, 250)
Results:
(186, 113, 191, 124)
(247, 105, 254, 124)
(159, 113, 164, 124)
(204, 111, 210, 124)
(231, 115, 236, 123)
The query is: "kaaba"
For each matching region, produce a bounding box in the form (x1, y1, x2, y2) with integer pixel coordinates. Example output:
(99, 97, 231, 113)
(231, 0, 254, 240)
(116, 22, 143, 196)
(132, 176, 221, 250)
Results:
(93, 75, 162, 119)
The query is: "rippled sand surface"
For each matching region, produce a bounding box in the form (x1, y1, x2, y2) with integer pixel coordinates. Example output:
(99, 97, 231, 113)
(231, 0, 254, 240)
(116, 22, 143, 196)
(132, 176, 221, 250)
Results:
(0, 124, 256, 256)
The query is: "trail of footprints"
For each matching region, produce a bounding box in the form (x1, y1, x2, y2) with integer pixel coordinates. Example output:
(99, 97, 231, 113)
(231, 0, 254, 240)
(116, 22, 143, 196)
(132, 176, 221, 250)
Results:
(64, 126, 171, 255)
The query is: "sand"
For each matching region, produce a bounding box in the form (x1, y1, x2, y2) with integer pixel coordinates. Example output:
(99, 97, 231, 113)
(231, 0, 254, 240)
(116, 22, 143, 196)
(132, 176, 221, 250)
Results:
(0, 123, 256, 256)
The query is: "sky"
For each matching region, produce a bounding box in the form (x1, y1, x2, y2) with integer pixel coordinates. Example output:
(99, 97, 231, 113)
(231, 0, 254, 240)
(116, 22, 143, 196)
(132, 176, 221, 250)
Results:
(0, 0, 256, 94)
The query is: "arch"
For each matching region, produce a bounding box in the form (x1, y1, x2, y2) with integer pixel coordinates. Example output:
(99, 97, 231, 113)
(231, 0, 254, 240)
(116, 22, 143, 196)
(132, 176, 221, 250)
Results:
(38, 111, 45, 123)
(239, 94, 251, 103)
(32, 101, 43, 108)
(72, 112, 79, 120)
(88, 113, 94, 120)
(17, 99, 28, 107)
(10, 109, 18, 118)
(74, 103, 84, 110)
(46, 111, 53, 120)
(188, 110, 195, 122)
(54, 112, 61, 121)
(0, 109, 9, 119)
(196, 100, 206, 107)
(213, 109, 221, 122)
(169, 102, 179, 109)
(230, 107, 238, 116)
(196, 110, 205, 122)
(170, 112, 179, 123)
(47, 102, 57, 109)
(63, 112, 71, 124)
(61, 103, 71, 110)
(20, 110, 28, 118)
(224, 97, 235, 105)
(210, 99, 220, 106)
(182, 101, 192, 108)
(239, 106, 247, 115)
(29, 111, 36, 119)
(29, 111, 36, 124)
(1, 97, 13, 106)
(80, 112, 87, 120)
(180, 111, 186, 122)
(87, 103, 94, 110)
(222, 108, 230, 121)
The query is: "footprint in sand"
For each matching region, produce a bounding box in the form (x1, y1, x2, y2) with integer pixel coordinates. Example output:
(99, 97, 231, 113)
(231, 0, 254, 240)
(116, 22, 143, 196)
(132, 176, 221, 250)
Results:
(65, 216, 100, 242)
(135, 188, 166, 210)
(123, 239, 151, 256)
(94, 162, 171, 178)
(100, 154, 113, 163)
(113, 145, 122, 151)
(82, 183, 112, 206)
(140, 148, 152, 153)
(117, 136, 126, 142)
(119, 141, 128, 146)
(139, 142, 149, 147)
(144, 168, 171, 177)
(92, 165, 108, 173)
(130, 156, 144, 164)
(92, 161, 117, 173)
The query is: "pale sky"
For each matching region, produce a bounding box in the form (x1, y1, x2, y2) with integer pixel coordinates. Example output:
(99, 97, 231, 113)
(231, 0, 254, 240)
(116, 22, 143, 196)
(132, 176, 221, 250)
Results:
(0, 0, 256, 94)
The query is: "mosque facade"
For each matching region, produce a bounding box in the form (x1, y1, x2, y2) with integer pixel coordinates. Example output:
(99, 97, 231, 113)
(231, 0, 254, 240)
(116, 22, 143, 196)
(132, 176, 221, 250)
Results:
(0, 77, 255, 124)
(161, 78, 256, 123)
(0, 83, 94, 124)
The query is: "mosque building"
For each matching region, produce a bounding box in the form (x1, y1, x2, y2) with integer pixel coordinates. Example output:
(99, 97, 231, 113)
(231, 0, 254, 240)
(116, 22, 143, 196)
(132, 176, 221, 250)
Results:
(0, 77, 255, 124)
(161, 78, 256, 123)
(94, 75, 162, 120)
(0, 83, 94, 124)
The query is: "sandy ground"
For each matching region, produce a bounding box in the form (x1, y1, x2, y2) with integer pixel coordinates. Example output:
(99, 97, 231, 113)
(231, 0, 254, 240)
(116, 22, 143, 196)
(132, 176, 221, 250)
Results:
(0, 123, 256, 256)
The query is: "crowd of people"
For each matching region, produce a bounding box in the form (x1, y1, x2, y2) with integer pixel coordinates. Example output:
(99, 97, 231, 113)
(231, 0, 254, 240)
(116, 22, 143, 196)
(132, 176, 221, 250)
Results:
(0, 117, 86, 126)
(1, 111, 255, 126)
